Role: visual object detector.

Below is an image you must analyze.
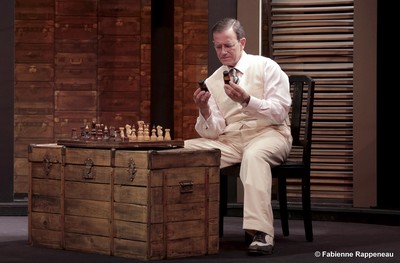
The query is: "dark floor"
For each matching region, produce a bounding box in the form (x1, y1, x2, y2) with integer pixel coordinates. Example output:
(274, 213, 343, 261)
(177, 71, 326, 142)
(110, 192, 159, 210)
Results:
(1, 216, 400, 263)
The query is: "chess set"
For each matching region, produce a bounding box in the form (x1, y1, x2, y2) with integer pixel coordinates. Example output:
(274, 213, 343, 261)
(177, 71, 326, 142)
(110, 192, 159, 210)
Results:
(57, 120, 184, 149)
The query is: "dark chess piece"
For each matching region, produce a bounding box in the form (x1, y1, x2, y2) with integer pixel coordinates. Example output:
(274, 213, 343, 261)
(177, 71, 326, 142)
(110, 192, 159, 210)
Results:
(71, 128, 79, 140)
(103, 126, 110, 141)
(115, 129, 122, 142)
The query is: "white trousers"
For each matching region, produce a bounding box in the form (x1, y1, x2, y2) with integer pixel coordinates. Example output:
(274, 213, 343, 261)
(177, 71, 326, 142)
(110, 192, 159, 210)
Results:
(184, 125, 292, 237)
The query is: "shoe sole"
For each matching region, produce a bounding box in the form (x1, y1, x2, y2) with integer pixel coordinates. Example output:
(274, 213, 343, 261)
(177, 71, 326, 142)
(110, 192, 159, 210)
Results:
(248, 245, 274, 256)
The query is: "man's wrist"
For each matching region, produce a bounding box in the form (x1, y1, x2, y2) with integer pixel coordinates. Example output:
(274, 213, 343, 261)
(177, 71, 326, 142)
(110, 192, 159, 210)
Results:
(241, 96, 250, 107)
(200, 107, 211, 118)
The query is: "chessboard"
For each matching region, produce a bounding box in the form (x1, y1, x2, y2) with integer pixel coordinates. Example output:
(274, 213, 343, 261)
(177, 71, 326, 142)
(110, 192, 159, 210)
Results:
(57, 139, 184, 149)
(58, 120, 184, 149)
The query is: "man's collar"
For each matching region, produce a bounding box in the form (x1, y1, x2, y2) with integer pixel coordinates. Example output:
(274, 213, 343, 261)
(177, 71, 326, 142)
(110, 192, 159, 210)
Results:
(225, 51, 247, 73)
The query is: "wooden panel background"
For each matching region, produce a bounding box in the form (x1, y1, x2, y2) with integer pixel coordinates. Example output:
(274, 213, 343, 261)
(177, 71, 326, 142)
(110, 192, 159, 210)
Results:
(14, 0, 207, 196)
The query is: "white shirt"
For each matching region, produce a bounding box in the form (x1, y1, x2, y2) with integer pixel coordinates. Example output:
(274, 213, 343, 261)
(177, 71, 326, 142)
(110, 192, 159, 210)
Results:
(195, 51, 291, 139)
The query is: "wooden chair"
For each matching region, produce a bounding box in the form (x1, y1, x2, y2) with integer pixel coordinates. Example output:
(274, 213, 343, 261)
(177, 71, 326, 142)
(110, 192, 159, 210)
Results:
(219, 75, 315, 242)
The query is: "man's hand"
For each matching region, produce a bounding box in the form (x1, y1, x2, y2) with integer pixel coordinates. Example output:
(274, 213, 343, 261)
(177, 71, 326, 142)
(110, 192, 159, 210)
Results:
(224, 82, 250, 105)
(193, 88, 211, 118)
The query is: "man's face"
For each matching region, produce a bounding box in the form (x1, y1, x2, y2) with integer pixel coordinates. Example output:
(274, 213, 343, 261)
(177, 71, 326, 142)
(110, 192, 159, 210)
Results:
(213, 27, 245, 67)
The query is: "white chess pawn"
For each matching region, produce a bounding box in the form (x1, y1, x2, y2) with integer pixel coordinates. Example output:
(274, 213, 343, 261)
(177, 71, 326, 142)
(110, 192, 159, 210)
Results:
(156, 125, 163, 141)
(125, 124, 132, 136)
(144, 123, 150, 141)
(119, 127, 125, 141)
(129, 125, 137, 141)
(151, 126, 157, 141)
(137, 130, 143, 141)
(137, 121, 144, 141)
(164, 128, 171, 141)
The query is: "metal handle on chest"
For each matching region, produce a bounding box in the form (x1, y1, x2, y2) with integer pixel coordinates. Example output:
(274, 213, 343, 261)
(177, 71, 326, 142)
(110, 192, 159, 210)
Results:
(42, 154, 52, 176)
(83, 158, 95, 179)
(179, 180, 194, 193)
(127, 158, 137, 182)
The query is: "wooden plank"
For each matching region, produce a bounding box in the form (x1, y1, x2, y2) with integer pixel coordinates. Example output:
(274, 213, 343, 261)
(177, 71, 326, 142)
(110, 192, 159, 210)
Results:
(114, 167, 153, 187)
(64, 181, 111, 201)
(272, 6, 353, 14)
(272, 19, 353, 27)
(30, 229, 62, 249)
(55, 0, 97, 16)
(31, 195, 61, 213)
(270, 0, 353, 6)
(30, 162, 62, 180)
(271, 13, 353, 21)
(31, 212, 62, 231)
(64, 199, 110, 218)
(15, 20, 54, 43)
(113, 238, 152, 260)
(64, 232, 110, 255)
(98, 0, 141, 17)
(64, 148, 113, 166)
(15, 64, 54, 82)
(114, 185, 148, 205)
(55, 90, 97, 111)
(113, 220, 150, 241)
(274, 48, 352, 56)
(166, 236, 206, 258)
(273, 41, 353, 49)
(32, 179, 61, 196)
(113, 202, 148, 223)
(273, 28, 353, 36)
(148, 149, 221, 169)
(166, 202, 206, 222)
(64, 215, 110, 236)
(54, 17, 97, 40)
(64, 164, 112, 183)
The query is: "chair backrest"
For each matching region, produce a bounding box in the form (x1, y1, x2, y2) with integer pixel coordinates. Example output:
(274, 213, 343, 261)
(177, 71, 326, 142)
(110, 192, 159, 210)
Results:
(288, 75, 315, 167)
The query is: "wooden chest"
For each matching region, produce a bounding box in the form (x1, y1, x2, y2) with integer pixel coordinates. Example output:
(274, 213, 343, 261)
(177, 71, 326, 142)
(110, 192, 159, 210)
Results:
(28, 143, 220, 260)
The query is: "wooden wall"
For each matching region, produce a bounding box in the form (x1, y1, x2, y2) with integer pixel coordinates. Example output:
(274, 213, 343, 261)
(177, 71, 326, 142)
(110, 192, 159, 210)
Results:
(14, 0, 208, 196)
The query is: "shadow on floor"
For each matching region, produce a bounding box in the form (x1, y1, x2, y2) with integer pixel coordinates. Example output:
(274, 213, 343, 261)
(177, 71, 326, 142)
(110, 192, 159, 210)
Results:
(1, 216, 400, 263)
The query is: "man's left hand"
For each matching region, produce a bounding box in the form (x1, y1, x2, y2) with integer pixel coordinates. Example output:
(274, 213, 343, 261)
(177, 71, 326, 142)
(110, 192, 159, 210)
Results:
(224, 82, 250, 105)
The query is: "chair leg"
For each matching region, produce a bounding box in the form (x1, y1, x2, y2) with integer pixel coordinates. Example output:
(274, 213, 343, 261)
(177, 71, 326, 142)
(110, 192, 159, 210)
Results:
(219, 174, 228, 237)
(278, 176, 289, 236)
(302, 175, 313, 242)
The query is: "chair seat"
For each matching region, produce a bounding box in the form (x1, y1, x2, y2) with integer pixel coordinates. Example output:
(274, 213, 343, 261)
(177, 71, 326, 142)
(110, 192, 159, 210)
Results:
(272, 162, 306, 175)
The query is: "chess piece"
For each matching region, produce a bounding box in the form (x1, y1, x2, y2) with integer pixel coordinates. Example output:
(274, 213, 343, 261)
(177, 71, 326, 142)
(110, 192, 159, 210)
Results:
(103, 125, 110, 141)
(137, 121, 144, 141)
(137, 120, 144, 131)
(164, 128, 171, 141)
(109, 126, 116, 141)
(96, 129, 103, 140)
(150, 125, 157, 141)
(156, 125, 163, 141)
(91, 119, 96, 130)
(125, 124, 132, 136)
(84, 124, 91, 140)
(80, 126, 85, 140)
(71, 128, 79, 140)
(90, 129, 97, 140)
(144, 123, 150, 141)
(115, 129, 122, 142)
(129, 125, 137, 141)
(198, 80, 208, 92)
(119, 127, 125, 141)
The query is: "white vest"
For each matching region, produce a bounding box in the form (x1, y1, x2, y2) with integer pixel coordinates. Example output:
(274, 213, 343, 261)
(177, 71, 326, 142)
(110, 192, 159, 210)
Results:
(205, 55, 288, 131)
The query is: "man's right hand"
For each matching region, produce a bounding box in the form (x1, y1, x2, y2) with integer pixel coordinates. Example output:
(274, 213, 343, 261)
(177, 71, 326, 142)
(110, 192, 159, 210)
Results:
(193, 88, 211, 119)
